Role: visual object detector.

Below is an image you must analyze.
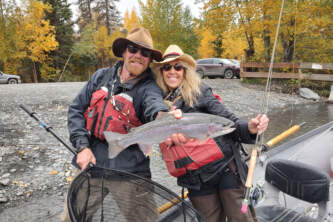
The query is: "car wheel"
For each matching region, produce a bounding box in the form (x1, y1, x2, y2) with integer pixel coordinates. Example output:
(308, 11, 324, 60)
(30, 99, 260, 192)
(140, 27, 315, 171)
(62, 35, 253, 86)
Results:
(8, 79, 18, 84)
(197, 70, 204, 78)
(224, 69, 234, 79)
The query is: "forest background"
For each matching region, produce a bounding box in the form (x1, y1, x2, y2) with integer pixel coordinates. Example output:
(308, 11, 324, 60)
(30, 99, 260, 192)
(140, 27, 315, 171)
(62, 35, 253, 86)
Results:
(0, 0, 332, 83)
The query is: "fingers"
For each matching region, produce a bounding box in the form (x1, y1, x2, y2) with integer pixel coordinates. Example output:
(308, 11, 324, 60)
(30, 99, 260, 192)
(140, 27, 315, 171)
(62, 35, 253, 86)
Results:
(248, 114, 269, 135)
(76, 148, 96, 170)
(163, 133, 189, 147)
(168, 108, 182, 119)
(171, 133, 188, 144)
(258, 114, 269, 134)
(163, 137, 173, 147)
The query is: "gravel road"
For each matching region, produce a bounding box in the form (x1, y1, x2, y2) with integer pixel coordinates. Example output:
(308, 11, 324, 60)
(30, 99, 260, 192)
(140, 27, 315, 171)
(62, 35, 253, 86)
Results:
(0, 79, 313, 221)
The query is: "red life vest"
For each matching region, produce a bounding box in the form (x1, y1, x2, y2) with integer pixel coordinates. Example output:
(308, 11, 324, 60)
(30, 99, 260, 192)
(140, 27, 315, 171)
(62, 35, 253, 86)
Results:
(160, 138, 224, 177)
(160, 92, 224, 177)
(84, 87, 142, 140)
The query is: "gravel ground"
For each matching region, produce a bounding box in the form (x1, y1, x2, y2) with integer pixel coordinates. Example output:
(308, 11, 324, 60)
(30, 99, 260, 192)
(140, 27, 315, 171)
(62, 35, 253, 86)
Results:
(0, 79, 314, 221)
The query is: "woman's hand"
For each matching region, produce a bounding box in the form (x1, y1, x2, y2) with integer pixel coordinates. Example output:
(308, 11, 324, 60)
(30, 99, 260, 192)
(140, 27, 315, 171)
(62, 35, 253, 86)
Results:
(157, 106, 188, 147)
(248, 114, 269, 135)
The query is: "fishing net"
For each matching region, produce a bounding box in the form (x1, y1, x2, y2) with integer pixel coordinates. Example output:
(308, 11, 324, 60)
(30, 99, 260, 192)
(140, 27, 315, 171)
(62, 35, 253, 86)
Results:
(67, 165, 203, 222)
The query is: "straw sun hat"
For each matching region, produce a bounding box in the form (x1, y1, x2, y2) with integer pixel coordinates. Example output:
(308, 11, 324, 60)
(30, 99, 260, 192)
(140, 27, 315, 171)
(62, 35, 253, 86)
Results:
(112, 27, 163, 61)
(155, 45, 196, 69)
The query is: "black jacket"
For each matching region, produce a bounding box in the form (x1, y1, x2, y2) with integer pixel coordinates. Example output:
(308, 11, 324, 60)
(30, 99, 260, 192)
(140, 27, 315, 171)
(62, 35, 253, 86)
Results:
(68, 61, 169, 177)
(172, 84, 256, 188)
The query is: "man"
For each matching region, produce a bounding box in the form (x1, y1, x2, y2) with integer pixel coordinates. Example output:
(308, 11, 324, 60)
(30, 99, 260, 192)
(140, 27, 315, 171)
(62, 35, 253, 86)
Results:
(60, 27, 185, 222)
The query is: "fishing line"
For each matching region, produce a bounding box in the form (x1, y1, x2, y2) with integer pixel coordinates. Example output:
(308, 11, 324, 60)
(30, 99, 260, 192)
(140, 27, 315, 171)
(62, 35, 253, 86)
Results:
(289, 0, 299, 127)
(241, 0, 286, 213)
(255, 0, 286, 149)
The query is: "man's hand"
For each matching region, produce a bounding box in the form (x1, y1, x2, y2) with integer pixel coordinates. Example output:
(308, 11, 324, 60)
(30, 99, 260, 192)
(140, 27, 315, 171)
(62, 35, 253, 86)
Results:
(248, 114, 269, 135)
(76, 147, 96, 170)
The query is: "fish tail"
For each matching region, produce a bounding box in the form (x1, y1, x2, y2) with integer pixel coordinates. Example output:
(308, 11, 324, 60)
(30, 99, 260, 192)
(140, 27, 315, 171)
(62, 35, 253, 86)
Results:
(103, 131, 126, 159)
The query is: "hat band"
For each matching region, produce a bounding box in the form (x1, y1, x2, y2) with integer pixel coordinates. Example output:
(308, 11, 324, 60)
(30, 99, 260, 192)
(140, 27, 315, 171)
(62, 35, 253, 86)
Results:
(131, 40, 153, 50)
(163, 52, 181, 60)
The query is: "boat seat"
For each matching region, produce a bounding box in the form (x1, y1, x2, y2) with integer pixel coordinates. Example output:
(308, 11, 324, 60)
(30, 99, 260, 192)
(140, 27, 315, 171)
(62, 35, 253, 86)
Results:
(256, 205, 316, 222)
(265, 159, 330, 203)
(256, 159, 330, 222)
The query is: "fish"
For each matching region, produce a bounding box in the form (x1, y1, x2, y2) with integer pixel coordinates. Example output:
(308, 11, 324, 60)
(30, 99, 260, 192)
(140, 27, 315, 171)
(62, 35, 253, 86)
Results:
(103, 113, 236, 159)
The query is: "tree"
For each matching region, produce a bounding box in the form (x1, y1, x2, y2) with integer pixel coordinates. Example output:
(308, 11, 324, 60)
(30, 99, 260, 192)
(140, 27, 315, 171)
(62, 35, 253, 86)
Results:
(16, 0, 58, 82)
(139, 0, 200, 56)
(93, 0, 121, 35)
(123, 8, 141, 31)
(195, 28, 215, 58)
(77, 0, 94, 31)
(42, 0, 74, 81)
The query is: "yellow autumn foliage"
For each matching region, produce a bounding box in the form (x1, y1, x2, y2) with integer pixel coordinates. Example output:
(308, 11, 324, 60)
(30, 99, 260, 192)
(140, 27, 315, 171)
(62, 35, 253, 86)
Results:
(123, 9, 141, 32)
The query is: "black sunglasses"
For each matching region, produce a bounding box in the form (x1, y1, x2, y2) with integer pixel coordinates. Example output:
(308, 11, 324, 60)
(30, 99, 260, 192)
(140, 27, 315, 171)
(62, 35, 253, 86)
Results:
(127, 44, 152, 58)
(161, 63, 184, 71)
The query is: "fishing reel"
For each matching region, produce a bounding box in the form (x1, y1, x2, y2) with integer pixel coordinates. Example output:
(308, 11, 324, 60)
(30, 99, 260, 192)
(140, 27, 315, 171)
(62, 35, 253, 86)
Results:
(248, 185, 263, 207)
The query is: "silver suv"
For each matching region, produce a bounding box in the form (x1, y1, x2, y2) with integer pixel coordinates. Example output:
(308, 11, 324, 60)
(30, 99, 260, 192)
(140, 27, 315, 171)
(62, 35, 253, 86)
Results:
(0, 71, 21, 84)
(196, 58, 240, 79)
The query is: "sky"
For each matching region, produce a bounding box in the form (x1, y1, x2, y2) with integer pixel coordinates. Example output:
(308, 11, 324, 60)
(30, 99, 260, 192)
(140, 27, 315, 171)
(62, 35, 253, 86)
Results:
(69, 0, 202, 20)
(115, 0, 202, 18)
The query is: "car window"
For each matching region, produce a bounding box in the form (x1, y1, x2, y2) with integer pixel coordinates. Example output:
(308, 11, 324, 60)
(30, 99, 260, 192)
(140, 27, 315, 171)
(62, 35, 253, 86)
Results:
(198, 59, 210, 64)
(220, 59, 234, 65)
(214, 59, 223, 64)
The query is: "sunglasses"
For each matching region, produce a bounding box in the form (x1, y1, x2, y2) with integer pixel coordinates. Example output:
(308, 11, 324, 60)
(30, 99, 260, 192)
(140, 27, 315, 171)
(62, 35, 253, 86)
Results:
(127, 44, 152, 58)
(161, 63, 184, 71)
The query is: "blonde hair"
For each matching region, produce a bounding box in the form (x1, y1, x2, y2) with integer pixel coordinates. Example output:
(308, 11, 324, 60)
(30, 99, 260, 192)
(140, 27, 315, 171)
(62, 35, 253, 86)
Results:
(153, 59, 201, 107)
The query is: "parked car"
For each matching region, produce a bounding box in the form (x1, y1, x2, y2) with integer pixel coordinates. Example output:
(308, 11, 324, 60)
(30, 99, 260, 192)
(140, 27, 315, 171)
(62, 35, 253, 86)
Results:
(0, 71, 21, 84)
(196, 58, 240, 79)
(227, 59, 240, 67)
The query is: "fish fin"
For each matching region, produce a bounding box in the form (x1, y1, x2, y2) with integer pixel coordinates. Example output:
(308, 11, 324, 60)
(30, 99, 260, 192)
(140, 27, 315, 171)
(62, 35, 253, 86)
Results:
(210, 127, 236, 138)
(103, 131, 126, 159)
(139, 144, 153, 156)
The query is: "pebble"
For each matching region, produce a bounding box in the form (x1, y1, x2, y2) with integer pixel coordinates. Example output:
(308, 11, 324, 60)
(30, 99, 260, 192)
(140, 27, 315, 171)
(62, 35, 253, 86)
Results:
(2, 173, 10, 178)
(0, 178, 10, 186)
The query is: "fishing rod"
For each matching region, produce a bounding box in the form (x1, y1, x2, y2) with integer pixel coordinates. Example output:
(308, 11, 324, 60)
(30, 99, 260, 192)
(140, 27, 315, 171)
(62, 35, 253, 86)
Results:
(19, 104, 77, 155)
(241, 0, 287, 214)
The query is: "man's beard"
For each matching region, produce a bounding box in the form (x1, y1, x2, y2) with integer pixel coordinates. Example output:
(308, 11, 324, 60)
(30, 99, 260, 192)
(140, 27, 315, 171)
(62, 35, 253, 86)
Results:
(125, 58, 148, 76)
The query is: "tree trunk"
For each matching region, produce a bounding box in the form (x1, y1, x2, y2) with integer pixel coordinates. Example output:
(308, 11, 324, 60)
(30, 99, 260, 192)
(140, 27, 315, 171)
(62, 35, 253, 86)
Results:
(244, 34, 255, 60)
(32, 62, 38, 83)
(281, 34, 294, 62)
(263, 32, 271, 62)
(105, 0, 110, 35)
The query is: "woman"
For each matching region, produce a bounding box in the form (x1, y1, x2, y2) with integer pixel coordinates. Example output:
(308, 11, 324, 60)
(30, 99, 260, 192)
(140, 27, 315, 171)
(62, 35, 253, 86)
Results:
(154, 45, 269, 222)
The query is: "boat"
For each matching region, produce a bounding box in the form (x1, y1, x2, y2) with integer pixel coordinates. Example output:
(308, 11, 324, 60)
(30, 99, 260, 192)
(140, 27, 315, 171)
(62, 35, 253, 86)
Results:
(252, 120, 333, 221)
(157, 121, 333, 222)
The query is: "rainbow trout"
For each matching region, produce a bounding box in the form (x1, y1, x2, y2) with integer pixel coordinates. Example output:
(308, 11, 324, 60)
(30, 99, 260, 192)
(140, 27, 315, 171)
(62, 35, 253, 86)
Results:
(104, 113, 235, 159)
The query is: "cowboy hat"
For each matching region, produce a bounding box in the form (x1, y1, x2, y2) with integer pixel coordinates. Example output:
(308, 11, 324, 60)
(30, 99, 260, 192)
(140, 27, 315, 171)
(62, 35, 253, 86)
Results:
(155, 45, 196, 69)
(112, 27, 162, 61)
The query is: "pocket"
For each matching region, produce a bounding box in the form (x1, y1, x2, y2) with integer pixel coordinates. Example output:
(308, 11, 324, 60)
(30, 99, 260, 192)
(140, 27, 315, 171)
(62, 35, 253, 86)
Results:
(85, 106, 98, 132)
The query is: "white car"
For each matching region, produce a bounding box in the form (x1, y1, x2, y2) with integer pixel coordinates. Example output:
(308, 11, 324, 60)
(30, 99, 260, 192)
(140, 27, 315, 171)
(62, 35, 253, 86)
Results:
(0, 71, 21, 84)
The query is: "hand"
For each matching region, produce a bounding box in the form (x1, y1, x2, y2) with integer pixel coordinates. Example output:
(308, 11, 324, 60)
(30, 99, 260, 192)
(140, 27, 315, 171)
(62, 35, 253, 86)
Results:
(162, 106, 188, 147)
(76, 147, 96, 170)
(248, 114, 269, 135)
(156, 106, 182, 120)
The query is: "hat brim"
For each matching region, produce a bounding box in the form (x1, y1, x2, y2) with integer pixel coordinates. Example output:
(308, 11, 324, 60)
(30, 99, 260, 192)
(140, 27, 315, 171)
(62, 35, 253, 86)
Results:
(112, 38, 163, 62)
(154, 54, 196, 69)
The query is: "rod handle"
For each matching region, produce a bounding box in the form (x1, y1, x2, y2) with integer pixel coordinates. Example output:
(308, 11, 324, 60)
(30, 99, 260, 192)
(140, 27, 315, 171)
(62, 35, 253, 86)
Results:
(158, 191, 189, 214)
(19, 104, 34, 116)
(266, 122, 305, 148)
(245, 148, 258, 188)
